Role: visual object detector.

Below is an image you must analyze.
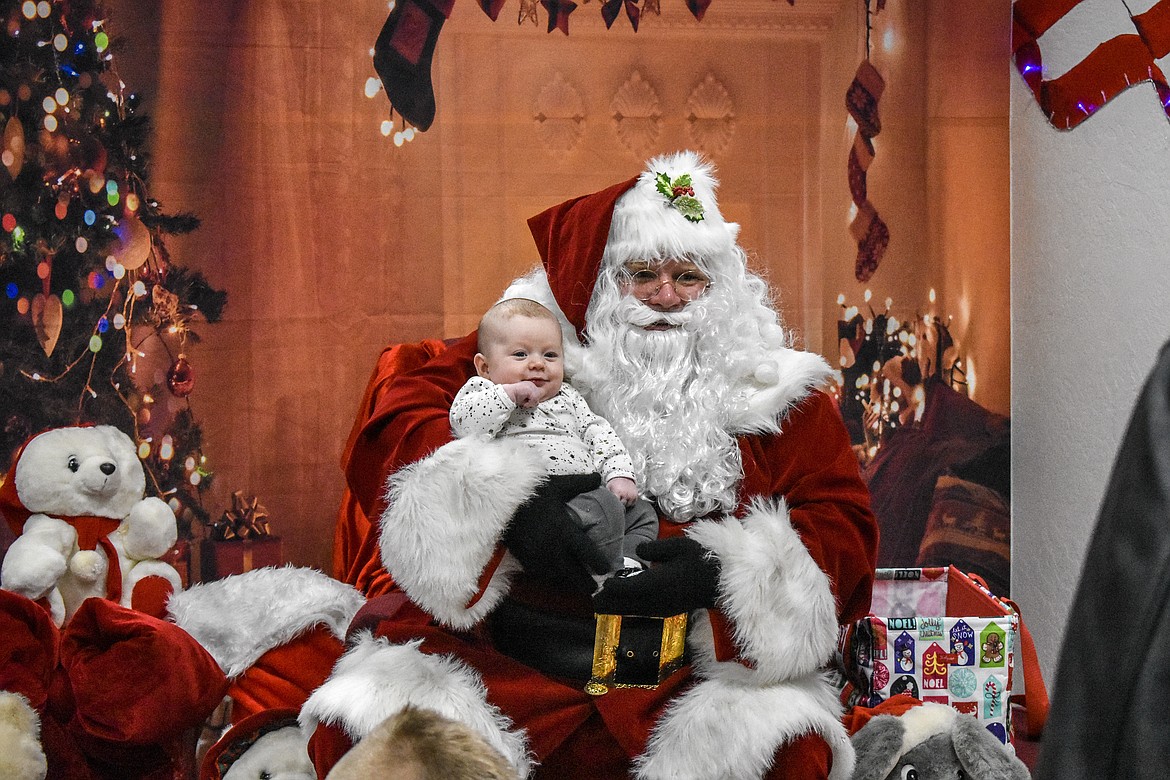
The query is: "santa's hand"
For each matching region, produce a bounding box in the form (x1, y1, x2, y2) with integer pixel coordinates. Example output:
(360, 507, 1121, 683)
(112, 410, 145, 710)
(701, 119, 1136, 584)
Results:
(593, 536, 720, 617)
(503, 381, 541, 408)
(503, 505, 610, 594)
(606, 477, 638, 506)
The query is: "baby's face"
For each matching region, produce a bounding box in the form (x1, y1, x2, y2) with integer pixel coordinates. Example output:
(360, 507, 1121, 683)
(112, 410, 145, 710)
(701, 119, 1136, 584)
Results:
(476, 315, 564, 403)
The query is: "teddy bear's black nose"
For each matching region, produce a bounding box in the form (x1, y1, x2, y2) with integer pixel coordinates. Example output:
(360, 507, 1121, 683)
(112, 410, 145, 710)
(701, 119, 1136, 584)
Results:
(100, 462, 116, 475)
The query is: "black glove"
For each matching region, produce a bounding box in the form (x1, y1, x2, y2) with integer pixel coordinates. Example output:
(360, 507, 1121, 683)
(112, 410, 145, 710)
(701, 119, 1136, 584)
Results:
(592, 536, 721, 617)
(503, 481, 610, 595)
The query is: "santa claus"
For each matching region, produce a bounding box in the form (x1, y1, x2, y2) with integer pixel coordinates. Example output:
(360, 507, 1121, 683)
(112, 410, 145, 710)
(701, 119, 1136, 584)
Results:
(308, 151, 879, 779)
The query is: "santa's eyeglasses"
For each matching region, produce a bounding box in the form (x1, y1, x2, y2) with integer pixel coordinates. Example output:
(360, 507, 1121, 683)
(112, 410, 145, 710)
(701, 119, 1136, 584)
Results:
(620, 264, 711, 302)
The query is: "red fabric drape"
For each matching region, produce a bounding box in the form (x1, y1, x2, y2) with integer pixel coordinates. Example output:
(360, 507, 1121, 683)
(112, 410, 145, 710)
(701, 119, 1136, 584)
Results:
(332, 338, 449, 581)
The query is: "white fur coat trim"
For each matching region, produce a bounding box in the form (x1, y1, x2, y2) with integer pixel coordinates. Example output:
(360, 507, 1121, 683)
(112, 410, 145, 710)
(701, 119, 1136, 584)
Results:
(299, 631, 532, 776)
(379, 436, 545, 629)
(729, 348, 833, 435)
(635, 673, 854, 780)
(685, 498, 839, 683)
(167, 565, 365, 678)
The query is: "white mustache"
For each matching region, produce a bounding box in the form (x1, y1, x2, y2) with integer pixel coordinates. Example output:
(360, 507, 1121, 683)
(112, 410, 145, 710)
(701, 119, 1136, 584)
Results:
(618, 298, 694, 328)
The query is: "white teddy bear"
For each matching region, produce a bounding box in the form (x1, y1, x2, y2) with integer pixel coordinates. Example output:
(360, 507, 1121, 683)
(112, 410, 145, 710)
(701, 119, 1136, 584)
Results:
(0, 425, 182, 626)
(221, 724, 316, 780)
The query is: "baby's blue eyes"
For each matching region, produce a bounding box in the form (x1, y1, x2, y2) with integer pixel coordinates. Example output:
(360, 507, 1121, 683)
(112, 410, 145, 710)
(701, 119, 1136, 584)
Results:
(509, 351, 560, 359)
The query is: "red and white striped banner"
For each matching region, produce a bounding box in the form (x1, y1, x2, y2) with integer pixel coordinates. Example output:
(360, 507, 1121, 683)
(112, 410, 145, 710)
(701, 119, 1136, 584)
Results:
(1014, 0, 1170, 129)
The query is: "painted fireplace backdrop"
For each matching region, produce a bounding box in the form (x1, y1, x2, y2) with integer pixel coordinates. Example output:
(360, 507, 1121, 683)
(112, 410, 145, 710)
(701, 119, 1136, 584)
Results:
(97, 0, 1008, 576)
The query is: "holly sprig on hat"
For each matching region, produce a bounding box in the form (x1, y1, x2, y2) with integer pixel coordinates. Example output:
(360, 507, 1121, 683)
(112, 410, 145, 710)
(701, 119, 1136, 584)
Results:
(654, 172, 705, 222)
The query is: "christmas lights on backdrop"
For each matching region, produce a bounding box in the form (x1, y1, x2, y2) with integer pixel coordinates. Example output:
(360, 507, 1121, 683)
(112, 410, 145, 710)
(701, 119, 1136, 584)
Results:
(833, 287, 971, 465)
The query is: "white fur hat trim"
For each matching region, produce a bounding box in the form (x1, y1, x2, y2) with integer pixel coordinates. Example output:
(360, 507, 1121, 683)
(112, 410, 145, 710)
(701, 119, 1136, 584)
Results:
(605, 151, 740, 268)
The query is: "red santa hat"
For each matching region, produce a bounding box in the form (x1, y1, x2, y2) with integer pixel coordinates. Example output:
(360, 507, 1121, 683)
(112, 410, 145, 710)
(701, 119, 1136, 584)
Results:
(60, 597, 229, 767)
(527, 150, 740, 339)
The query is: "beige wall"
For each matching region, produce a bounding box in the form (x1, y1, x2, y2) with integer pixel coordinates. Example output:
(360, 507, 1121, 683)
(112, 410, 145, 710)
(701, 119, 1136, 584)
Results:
(108, 0, 1008, 572)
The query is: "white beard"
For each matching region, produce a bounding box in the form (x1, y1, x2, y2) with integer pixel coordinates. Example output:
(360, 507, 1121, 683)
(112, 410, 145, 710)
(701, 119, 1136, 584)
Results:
(574, 294, 749, 522)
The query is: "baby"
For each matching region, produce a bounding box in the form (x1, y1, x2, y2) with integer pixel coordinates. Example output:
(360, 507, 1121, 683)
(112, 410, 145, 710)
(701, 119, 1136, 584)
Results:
(450, 298, 658, 586)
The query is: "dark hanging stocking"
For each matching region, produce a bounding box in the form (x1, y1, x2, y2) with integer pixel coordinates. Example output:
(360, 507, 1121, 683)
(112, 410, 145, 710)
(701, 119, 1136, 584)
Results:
(846, 59, 889, 282)
(372, 0, 455, 131)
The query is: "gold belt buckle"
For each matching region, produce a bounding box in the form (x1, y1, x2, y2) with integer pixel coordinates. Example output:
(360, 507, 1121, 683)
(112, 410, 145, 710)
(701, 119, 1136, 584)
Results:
(585, 612, 688, 696)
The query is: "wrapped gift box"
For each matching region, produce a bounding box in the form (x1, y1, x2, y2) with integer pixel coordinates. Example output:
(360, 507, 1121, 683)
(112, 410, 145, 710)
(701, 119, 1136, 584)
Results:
(200, 537, 283, 582)
(837, 566, 1040, 745)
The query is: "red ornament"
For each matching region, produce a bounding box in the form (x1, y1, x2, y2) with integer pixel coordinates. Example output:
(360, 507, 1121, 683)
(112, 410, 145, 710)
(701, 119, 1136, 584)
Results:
(167, 357, 195, 397)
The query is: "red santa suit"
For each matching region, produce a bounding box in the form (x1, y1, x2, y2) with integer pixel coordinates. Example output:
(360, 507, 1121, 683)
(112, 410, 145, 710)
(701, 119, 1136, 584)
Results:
(309, 152, 878, 779)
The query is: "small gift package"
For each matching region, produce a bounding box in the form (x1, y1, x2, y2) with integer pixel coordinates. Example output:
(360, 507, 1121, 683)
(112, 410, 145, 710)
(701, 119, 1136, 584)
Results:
(837, 566, 1048, 744)
(585, 612, 687, 696)
(200, 491, 283, 582)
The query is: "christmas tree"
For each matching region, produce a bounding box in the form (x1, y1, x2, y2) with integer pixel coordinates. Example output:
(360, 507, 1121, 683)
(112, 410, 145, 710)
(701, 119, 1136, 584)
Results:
(0, 0, 226, 539)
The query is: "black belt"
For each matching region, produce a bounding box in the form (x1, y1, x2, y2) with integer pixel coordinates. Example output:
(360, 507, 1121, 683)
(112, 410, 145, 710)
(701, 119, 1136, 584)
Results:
(487, 598, 597, 682)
